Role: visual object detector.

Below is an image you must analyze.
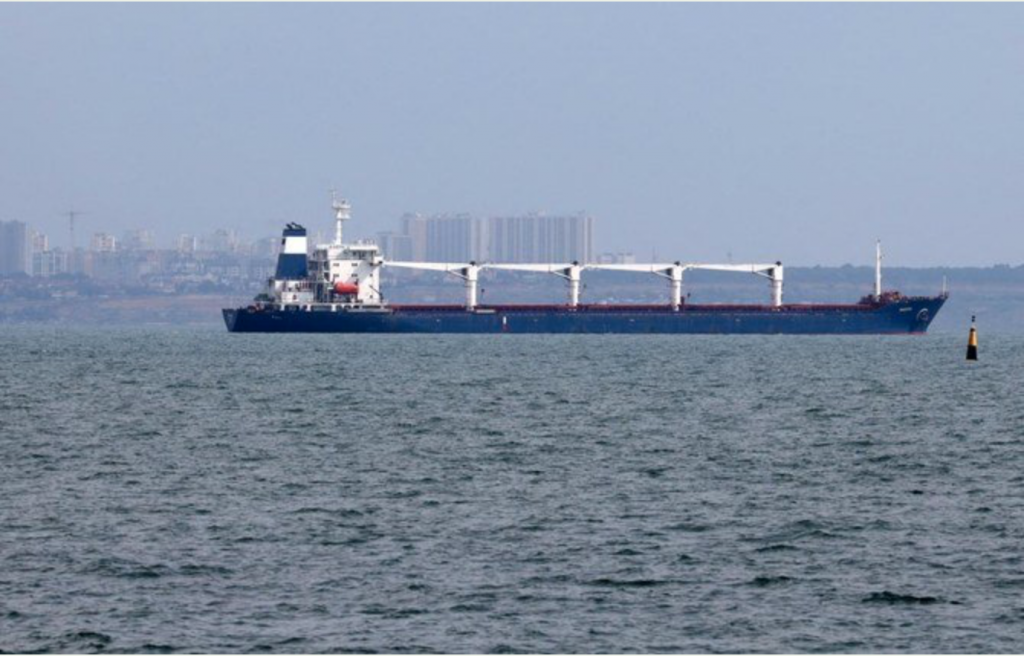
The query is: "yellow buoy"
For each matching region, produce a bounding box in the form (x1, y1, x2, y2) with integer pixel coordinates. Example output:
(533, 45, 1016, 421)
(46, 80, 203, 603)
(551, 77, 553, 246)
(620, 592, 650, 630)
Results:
(966, 315, 978, 361)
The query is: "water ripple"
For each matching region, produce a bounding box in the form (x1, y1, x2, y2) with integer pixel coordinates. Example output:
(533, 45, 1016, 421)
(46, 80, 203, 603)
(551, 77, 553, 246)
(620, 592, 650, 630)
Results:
(1, 328, 1023, 652)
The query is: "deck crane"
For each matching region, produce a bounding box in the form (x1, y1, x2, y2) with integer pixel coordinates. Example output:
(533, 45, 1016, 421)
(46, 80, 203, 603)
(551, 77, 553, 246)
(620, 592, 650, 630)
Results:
(381, 260, 785, 309)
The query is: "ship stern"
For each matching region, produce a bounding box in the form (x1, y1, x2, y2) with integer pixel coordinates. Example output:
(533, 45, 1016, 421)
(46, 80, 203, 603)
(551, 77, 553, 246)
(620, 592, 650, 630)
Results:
(222, 308, 240, 332)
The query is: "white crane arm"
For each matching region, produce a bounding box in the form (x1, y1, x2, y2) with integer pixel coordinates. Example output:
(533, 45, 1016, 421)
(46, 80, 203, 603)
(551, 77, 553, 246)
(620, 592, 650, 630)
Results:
(485, 263, 578, 273)
(587, 263, 682, 274)
(688, 263, 778, 275)
(384, 261, 481, 308)
(384, 261, 474, 275)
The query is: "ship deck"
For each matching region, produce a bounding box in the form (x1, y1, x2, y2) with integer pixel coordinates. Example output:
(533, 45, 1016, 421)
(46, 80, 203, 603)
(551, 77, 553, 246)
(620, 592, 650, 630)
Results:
(387, 302, 884, 313)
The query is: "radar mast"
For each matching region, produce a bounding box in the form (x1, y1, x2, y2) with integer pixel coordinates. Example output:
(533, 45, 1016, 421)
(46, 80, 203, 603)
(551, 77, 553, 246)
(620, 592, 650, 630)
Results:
(331, 190, 351, 246)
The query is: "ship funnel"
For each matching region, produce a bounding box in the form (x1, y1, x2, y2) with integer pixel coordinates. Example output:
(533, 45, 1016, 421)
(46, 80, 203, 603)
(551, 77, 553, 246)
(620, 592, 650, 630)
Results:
(275, 223, 309, 279)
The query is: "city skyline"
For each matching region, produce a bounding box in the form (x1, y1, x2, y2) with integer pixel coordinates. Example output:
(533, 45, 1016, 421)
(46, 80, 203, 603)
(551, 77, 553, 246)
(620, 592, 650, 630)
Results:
(9, 199, 1024, 271)
(0, 208, 600, 282)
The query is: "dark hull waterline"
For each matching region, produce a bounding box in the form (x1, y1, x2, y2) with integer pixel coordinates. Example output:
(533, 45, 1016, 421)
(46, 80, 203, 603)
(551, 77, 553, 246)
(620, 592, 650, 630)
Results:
(224, 296, 946, 334)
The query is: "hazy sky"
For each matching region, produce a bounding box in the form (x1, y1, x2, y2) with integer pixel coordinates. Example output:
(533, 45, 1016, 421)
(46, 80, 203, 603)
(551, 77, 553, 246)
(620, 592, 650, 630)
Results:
(1, 4, 1022, 266)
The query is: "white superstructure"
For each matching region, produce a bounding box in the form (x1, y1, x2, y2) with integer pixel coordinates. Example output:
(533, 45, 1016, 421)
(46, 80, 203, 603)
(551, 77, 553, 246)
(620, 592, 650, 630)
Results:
(309, 240, 384, 306)
(260, 195, 384, 308)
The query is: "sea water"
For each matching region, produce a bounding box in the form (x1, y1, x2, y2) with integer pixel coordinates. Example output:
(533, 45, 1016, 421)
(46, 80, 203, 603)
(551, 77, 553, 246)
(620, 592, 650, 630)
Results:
(1, 327, 1023, 653)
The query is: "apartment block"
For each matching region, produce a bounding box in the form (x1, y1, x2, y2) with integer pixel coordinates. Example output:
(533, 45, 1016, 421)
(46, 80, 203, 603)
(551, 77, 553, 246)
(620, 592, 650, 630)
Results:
(0, 220, 28, 275)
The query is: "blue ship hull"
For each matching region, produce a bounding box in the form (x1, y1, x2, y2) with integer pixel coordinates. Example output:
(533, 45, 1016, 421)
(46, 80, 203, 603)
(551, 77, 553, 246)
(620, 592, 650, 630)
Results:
(223, 296, 946, 334)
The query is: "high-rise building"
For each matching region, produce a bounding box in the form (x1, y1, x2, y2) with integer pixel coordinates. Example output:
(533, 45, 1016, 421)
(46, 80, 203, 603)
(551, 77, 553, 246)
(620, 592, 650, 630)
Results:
(90, 233, 118, 253)
(177, 234, 198, 253)
(202, 229, 236, 252)
(29, 230, 49, 254)
(31, 249, 68, 277)
(425, 214, 483, 262)
(385, 211, 594, 263)
(487, 213, 593, 263)
(0, 220, 28, 275)
(385, 213, 483, 262)
(67, 249, 90, 276)
(251, 236, 280, 259)
(121, 229, 155, 251)
(399, 213, 428, 261)
(375, 231, 414, 261)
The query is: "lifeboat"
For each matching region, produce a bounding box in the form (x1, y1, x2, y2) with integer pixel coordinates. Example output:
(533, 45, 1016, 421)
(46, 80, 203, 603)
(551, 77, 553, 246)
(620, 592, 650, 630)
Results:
(333, 281, 359, 295)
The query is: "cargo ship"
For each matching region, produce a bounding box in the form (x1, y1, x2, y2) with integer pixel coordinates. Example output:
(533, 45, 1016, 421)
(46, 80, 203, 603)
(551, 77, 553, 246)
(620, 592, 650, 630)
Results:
(223, 196, 946, 334)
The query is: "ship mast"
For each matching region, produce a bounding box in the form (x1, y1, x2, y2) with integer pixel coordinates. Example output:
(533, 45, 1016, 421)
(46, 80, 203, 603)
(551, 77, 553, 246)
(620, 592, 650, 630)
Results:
(874, 240, 883, 300)
(331, 190, 350, 246)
